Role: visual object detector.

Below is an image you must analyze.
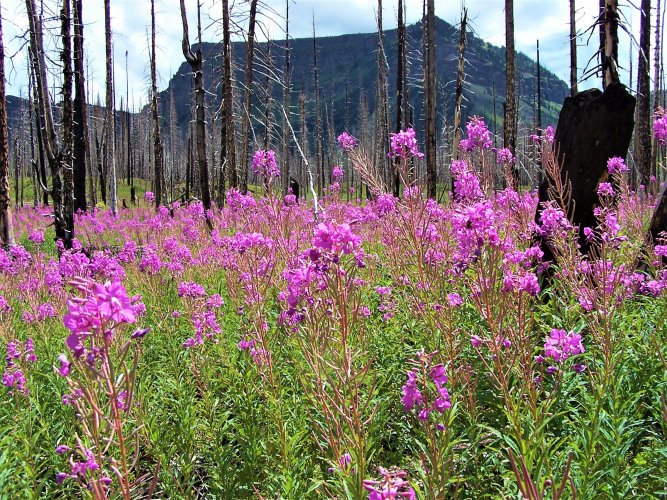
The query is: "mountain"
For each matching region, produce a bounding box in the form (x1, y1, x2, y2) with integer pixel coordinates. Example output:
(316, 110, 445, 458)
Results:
(160, 16, 569, 141)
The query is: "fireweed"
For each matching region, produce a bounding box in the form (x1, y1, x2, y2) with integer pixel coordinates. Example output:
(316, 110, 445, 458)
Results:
(0, 116, 665, 496)
(55, 278, 147, 498)
(401, 350, 456, 497)
(280, 219, 377, 497)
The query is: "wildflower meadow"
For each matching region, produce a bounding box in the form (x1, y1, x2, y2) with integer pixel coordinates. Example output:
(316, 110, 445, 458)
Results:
(1, 117, 666, 498)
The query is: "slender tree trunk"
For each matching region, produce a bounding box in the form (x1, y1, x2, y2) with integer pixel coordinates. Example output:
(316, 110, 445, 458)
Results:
(394, 0, 406, 196)
(0, 4, 13, 247)
(570, 0, 578, 95)
(424, 0, 437, 198)
(222, 0, 237, 190)
(600, 0, 620, 89)
(72, 0, 87, 212)
(452, 9, 468, 161)
(282, 0, 291, 195)
(504, 0, 518, 186)
(652, 0, 663, 177)
(61, 0, 74, 244)
(636, 0, 652, 185)
(376, 0, 390, 189)
(240, 0, 258, 193)
(313, 18, 324, 196)
(151, 0, 164, 208)
(104, 0, 117, 215)
(180, 0, 213, 222)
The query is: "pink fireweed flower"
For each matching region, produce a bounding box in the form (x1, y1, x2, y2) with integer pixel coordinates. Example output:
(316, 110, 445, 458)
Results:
(337, 131, 358, 151)
(451, 160, 483, 202)
(312, 222, 361, 255)
(388, 127, 424, 159)
(607, 157, 628, 175)
(597, 182, 614, 197)
(496, 147, 515, 165)
(459, 115, 493, 151)
(177, 281, 207, 298)
(144, 191, 155, 202)
(446, 292, 462, 307)
(332, 166, 344, 182)
(402, 354, 451, 419)
(57, 354, 70, 377)
(63, 280, 138, 357)
(543, 328, 585, 363)
(363, 467, 415, 500)
(28, 230, 45, 244)
(252, 149, 280, 179)
(654, 107, 667, 145)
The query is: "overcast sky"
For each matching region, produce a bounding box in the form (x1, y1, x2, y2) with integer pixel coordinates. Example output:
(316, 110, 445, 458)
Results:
(0, 0, 643, 107)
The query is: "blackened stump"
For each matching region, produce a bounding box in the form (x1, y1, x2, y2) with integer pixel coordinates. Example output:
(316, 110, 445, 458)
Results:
(538, 82, 635, 255)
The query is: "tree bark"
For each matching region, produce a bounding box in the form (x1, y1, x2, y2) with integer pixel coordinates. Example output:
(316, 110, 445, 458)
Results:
(0, 6, 14, 248)
(424, 0, 437, 198)
(151, 0, 164, 208)
(104, 0, 117, 215)
(281, 0, 291, 195)
(600, 0, 620, 89)
(504, 0, 518, 187)
(180, 0, 212, 220)
(72, 0, 88, 212)
(26, 0, 74, 248)
(635, 0, 652, 186)
(570, 0, 578, 96)
(240, 0, 258, 193)
(222, 0, 237, 190)
(452, 9, 468, 161)
(538, 83, 635, 254)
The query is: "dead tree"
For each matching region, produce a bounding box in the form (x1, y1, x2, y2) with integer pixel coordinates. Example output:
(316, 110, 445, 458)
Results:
(104, 0, 117, 214)
(635, 0, 652, 185)
(394, 0, 407, 196)
(600, 0, 621, 88)
(313, 17, 324, 195)
(0, 5, 14, 248)
(26, 0, 75, 248)
(72, 0, 88, 212)
(281, 0, 291, 195)
(240, 0, 258, 193)
(180, 0, 213, 220)
(504, 0, 518, 185)
(424, 0, 437, 198)
(222, 0, 237, 191)
(539, 85, 635, 255)
(376, 0, 390, 190)
(570, 0, 578, 95)
(151, 0, 165, 208)
(452, 9, 468, 161)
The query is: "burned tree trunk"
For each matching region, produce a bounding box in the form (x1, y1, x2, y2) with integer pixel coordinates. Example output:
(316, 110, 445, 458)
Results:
(504, 0, 518, 186)
(538, 83, 635, 253)
(180, 0, 212, 220)
(240, 0, 258, 194)
(570, 0, 578, 96)
(26, 0, 75, 248)
(104, 0, 117, 215)
(424, 0, 437, 199)
(600, 0, 620, 89)
(452, 9, 468, 161)
(394, 0, 406, 196)
(222, 0, 237, 190)
(281, 0, 291, 195)
(72, 0, 88, 212)
(0, 7, 14, 248)
(635, 0, 652, 186)
(151, 0, 165, 208)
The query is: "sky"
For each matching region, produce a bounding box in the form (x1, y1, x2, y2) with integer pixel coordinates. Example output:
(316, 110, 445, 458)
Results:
(0, 0, 644, 107)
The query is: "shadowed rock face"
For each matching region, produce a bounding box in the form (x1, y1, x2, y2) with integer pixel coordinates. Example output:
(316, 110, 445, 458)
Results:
(539, 82, 636, 254)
